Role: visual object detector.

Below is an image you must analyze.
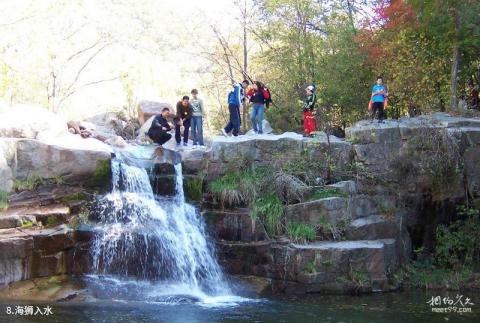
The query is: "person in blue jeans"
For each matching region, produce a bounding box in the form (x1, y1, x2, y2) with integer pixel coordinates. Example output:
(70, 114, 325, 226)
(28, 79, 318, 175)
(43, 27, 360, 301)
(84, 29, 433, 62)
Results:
(246, 81, 270, 134)
(222, 80, 249, 137)
(189, 89, 205, 148)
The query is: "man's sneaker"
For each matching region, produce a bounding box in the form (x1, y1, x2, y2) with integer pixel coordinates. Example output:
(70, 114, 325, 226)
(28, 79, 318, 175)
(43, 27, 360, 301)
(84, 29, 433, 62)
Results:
(193, 144, 198, 149)
(221, 129, 228, 137)
(176, 143, 181, 149)
(183, 142, 188, 147)
(200, 145, 206, 149)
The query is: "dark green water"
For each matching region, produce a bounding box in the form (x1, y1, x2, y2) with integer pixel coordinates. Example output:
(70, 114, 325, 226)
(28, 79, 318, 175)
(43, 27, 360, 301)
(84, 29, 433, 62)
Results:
(1, 290, 479, 323)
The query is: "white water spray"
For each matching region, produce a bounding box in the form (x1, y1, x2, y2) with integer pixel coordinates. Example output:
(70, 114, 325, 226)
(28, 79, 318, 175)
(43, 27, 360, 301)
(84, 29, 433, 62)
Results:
(90, 152, 231, 298)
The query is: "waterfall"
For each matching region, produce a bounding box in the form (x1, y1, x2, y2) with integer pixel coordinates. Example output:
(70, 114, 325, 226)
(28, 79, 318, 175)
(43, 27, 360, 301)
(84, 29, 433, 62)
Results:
(90, 152, 230, 298)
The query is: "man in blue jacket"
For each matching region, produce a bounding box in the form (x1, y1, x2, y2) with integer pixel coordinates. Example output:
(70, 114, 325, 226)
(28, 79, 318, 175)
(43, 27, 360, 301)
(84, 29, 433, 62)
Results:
(222, 80, 249, 137)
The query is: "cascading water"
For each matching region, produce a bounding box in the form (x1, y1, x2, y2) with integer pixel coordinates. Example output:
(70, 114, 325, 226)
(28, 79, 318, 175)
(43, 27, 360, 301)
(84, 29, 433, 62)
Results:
(89, 151, 234, 302)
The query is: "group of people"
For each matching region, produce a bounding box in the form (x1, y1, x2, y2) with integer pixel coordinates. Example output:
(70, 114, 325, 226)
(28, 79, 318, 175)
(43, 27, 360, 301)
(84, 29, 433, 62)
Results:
(147, 76, 390, 148)
(147, 89, 206, 148)
(221, 80, 272, 137)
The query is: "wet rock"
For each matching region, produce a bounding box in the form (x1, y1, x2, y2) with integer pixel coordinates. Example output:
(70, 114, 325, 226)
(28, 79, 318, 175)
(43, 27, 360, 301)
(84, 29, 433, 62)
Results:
(204, 208, 267, 241)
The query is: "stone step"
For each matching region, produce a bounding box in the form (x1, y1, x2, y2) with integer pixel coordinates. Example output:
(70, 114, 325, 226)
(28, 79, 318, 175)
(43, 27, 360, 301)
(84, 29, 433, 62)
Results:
(345, 215, 399, 241)
(285, 197, 348, 226)
(0, 204, 70, 227)
(8, 185, 86, 208)
(0, 224, 78, 286)
(0, 214, 37, 229)
(326, 180, 357, 194)
(217, 238, 399, 293)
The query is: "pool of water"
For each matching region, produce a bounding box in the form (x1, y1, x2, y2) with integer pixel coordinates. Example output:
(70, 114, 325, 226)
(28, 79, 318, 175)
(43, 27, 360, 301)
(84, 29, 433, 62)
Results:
(1, 288, 478, 323)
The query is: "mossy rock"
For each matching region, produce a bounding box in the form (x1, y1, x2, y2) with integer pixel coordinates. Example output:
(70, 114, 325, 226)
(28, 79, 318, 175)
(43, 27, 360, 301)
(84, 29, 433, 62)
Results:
(88, 159, 112, 189)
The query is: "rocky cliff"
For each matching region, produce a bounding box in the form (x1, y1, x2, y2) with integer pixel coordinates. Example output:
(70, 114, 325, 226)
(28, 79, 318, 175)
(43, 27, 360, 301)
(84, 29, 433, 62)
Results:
(1, 108, 479, 296)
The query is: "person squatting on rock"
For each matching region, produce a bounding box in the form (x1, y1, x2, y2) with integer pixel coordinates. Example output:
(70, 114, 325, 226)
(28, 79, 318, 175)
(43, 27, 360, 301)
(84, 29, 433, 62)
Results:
(175, 96, 193, 147)
(303, 85, 317, 137)
(246, 81, 270, 135)
(147, 107, 172, 146)
(369, 76, 388, 123)
(190, 89, 205, 148)
(222, 80, 249, 137)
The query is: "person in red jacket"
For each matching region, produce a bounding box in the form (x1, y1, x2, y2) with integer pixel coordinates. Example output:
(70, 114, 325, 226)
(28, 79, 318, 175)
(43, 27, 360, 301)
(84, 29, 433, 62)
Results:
(303, 85, 317, 137)
(246, 81, 270, 134)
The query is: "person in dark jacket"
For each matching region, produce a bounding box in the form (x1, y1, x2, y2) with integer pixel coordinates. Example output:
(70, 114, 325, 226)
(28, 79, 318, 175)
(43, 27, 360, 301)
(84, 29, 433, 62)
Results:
(175, 96, 193, 147)
(222, 80, 249, 137)
(147, 107, 172, 146)
(246, 81, 270, 134)
(303, 85, 317, 137)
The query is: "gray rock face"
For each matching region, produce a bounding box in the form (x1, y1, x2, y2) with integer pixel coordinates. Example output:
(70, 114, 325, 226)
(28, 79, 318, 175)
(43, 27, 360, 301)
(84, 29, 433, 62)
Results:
(285, 197, 349, 226)
(0, 224, 87, 287)
(205, 208, 267, 242)
(137, 100, 172, 126)
(15, 139, 111, 182)
(207, 132, 352, 180)
(217, 238, 399, 294)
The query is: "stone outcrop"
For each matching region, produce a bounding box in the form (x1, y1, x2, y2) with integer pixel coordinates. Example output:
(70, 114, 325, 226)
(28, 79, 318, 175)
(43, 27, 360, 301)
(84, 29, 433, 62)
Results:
(0, 106, 113, 193)
(137, 100, 172, 125)
(206, 132, 352, 180)
(201, 113, 480, 294)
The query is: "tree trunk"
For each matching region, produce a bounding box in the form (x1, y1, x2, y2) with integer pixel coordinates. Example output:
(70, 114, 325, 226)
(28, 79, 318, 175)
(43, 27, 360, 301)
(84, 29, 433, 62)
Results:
(242, 0, 248, 132)
(449, 7, 461, 111)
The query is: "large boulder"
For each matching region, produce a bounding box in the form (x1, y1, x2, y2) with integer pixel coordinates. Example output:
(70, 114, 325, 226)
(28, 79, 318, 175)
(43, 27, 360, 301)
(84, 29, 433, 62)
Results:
(14, 138, 111, 182)
(137, 101, 173, 126)
(0, 105, 66, 140)
(136, 115, 155, 143)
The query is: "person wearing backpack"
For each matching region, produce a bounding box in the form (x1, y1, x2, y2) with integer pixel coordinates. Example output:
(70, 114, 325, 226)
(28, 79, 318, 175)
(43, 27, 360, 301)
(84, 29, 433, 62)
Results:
(246, 81, 270, 135)
(369, 76, 388, 123)
(303, 85, 317, 137)
(222, 80, 249, 137)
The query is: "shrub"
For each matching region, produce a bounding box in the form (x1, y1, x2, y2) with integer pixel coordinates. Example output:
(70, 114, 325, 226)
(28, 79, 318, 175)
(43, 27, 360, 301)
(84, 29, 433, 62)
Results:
(46, 215, 59, 226)
(0, 191, 8, 210)
(251, 193, 284, 237)
(318, 216, 349, 240)
(287, 222, 316, 243)
(209, 167, 270, 207)
(271, 171, 308, 203)
(185, 176, 203, 201)
(209, 172, 245, 207)
(435, 205, 480, 268)
(308, 187, 347, 201)
(14, 175, 44, 191)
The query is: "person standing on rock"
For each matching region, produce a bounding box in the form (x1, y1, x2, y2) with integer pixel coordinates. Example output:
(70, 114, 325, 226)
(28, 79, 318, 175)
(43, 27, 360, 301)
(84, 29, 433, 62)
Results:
(147, 107, 172, 146)
(246, 81, 270, 135)
(303, 85, 317, 137)
(190, 89, 206, 149)
(370, 76, 388, 123)
(175, 96, 193, 147)
(222, 80, 249, 137)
